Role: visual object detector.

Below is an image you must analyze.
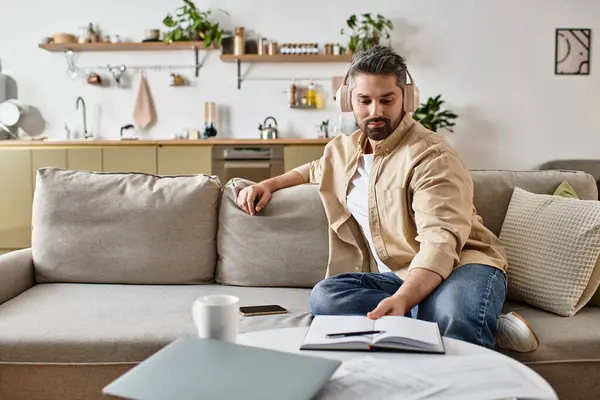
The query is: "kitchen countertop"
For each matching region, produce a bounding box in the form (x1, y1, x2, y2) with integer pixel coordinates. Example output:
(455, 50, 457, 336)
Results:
(0, 138, 332, 147)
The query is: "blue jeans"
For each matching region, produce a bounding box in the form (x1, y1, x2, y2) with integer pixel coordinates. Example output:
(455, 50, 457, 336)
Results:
(309, 264, 506, 349)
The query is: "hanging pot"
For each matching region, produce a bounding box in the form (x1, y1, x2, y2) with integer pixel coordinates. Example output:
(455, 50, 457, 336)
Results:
(0, 99, 29, 128)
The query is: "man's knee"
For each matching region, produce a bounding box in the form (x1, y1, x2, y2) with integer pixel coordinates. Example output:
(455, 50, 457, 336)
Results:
(419, 265, 505, 348)
(309, 273, 361, 316)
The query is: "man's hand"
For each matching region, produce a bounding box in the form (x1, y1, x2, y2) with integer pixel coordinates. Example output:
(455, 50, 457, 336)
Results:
(236, 183, 272, 216)
(367, 268, 444, 320)
(367, 294, 409, 320)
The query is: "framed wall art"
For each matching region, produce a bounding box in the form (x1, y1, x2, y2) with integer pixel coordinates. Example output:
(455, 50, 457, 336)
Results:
(555, 28, 591, 75)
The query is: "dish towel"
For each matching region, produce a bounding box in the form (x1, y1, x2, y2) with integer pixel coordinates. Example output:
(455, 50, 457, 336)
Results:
(133, 73, 156, 131)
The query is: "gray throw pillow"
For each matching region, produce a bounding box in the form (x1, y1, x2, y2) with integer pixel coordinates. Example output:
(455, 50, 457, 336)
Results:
(32, 168, 221, 284)
(216, 178, 329, 288)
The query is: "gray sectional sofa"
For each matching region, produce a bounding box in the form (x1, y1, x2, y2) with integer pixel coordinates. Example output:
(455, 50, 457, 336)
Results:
(0, 167, 599, 400)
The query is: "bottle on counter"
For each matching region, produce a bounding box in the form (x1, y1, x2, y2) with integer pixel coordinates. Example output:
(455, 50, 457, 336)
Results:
(203, 101, 218, 138)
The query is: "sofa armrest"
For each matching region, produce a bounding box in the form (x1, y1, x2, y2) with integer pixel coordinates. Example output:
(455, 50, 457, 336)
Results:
(0, 248, 35, 305)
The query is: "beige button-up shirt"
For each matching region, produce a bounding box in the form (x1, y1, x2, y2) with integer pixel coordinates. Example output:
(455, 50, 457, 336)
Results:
(293, 113, 507, 280)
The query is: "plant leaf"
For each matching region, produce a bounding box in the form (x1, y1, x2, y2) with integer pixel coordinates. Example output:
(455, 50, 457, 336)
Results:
(163, 15, 176, 28)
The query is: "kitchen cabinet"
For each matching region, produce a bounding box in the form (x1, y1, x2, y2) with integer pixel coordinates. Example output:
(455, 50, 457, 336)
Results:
(67, 148, 103, 172)
(0, 141, 330, 251)
(102, 146, 157, 174)
(157, 146, 212, 175)
(284, 145, 326, 172)
(0, 149, 33, 250)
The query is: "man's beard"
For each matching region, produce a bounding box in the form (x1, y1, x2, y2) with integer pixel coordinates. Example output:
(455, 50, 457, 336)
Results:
(358, 117, 396, 141)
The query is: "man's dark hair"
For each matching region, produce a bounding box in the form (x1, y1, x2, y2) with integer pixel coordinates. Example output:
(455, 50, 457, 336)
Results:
(348, 45, 408, 88)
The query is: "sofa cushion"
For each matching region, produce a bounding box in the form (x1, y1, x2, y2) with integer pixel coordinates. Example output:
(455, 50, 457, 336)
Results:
(499, 187, 600, 316)
(32, 168, 220, 285)
(502, 300, 600, 363)
(470, 170, 598, 237)
(553, 181, 600, 307)
(0, 283, 312, 363)
(216, 179, 328, 288)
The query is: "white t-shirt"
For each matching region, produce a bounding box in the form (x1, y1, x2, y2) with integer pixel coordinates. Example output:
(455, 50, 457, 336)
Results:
(346, 154, 391, 273)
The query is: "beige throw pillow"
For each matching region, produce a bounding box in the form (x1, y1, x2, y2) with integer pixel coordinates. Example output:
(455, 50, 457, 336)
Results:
(499, 187, 600, 316)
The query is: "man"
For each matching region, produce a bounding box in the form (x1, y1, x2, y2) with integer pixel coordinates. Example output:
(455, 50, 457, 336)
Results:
(236, 45, 538, 352)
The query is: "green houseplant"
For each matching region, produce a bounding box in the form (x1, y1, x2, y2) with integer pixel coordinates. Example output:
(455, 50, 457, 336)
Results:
(162, 0, 225, 47)
(413, 94, 459, 133)
(341, 13, 393, 54)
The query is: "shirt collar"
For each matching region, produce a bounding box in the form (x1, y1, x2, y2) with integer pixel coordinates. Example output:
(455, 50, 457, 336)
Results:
(358, 112, 415, 156)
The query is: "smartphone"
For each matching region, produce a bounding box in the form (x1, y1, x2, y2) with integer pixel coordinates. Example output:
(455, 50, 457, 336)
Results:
(239, 305, 289, 317)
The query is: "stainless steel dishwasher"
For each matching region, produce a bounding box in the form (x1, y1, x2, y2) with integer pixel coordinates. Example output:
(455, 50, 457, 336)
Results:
(211, 145, 284, 184)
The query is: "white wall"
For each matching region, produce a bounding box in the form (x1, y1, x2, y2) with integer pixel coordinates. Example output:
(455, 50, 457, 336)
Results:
(1, 0, 598, 169)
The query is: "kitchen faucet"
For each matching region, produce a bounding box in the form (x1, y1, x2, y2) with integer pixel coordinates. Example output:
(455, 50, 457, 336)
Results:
(75, 96, 90, 139)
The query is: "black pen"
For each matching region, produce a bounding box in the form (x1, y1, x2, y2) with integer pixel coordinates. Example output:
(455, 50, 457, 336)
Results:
(326, 330, 384, 338)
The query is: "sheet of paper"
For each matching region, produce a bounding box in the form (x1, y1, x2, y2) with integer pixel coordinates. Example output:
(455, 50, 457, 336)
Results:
(408, 354, 557, 400)
(316, 354, 556, 400)
(314, 356, 448, 400)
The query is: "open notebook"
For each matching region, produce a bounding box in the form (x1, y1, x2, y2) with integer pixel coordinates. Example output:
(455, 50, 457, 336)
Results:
(301, 315, 445, 354)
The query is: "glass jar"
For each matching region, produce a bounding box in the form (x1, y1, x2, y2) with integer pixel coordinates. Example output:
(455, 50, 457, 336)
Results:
(234, 27, 245, 56)
(268, 42, 278, 55)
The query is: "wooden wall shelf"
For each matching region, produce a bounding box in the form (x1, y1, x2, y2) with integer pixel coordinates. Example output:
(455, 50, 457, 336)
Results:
(220, 54, 351, 63)
(221, 54, 351, 89)
(38, 41, 216, 52)
(39, 41, 216, 77)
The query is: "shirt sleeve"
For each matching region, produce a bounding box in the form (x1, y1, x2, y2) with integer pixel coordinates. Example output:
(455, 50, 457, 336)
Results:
(292, 156, 324, 184)
(407, 151, 474, 279)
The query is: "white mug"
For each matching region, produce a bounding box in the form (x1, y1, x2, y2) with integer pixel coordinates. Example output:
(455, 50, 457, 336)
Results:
(192, 295, 240, 342)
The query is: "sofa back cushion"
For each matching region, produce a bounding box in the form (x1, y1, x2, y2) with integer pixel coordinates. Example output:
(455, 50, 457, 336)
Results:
(470, 170, 598, 237)
(216, 179, 328, 288)
(216, 170, 598, 288)
(32, 168, 220, 284)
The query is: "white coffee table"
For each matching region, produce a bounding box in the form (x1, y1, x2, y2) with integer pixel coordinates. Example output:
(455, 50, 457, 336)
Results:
(239, 327, 558, 399)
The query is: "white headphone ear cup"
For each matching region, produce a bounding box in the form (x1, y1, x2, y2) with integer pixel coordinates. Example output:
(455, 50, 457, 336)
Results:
(335, 85, 352, 112)
(403, 84, 420, 113)
(338, 84, 352, 113)
(335, 85, 344, 111)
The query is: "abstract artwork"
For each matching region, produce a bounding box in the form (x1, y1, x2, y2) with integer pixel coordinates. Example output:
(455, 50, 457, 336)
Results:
(555, 28, 591, 75)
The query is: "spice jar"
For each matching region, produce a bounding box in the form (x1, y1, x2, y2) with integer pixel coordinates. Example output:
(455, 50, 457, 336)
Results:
(234, 27, 245, 56)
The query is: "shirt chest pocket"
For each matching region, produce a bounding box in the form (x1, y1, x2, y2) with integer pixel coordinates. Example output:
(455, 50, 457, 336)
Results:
(382, 188, 410, 236)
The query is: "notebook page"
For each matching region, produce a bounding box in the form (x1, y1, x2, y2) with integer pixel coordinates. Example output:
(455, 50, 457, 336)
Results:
(374, 316, 440, 346)
(303, 316, 375, 345)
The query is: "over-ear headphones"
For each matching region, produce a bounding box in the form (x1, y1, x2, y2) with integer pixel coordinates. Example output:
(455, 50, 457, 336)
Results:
(335, 68, 420, 114)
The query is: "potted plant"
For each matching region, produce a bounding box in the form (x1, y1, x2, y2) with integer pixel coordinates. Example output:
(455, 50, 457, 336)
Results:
(162, 0, 226, 47)
(412, 94, 459, 133)
(341, 13, 393, 54)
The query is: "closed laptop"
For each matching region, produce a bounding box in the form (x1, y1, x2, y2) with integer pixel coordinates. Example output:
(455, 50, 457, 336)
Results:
(103, 335, 341, 400)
